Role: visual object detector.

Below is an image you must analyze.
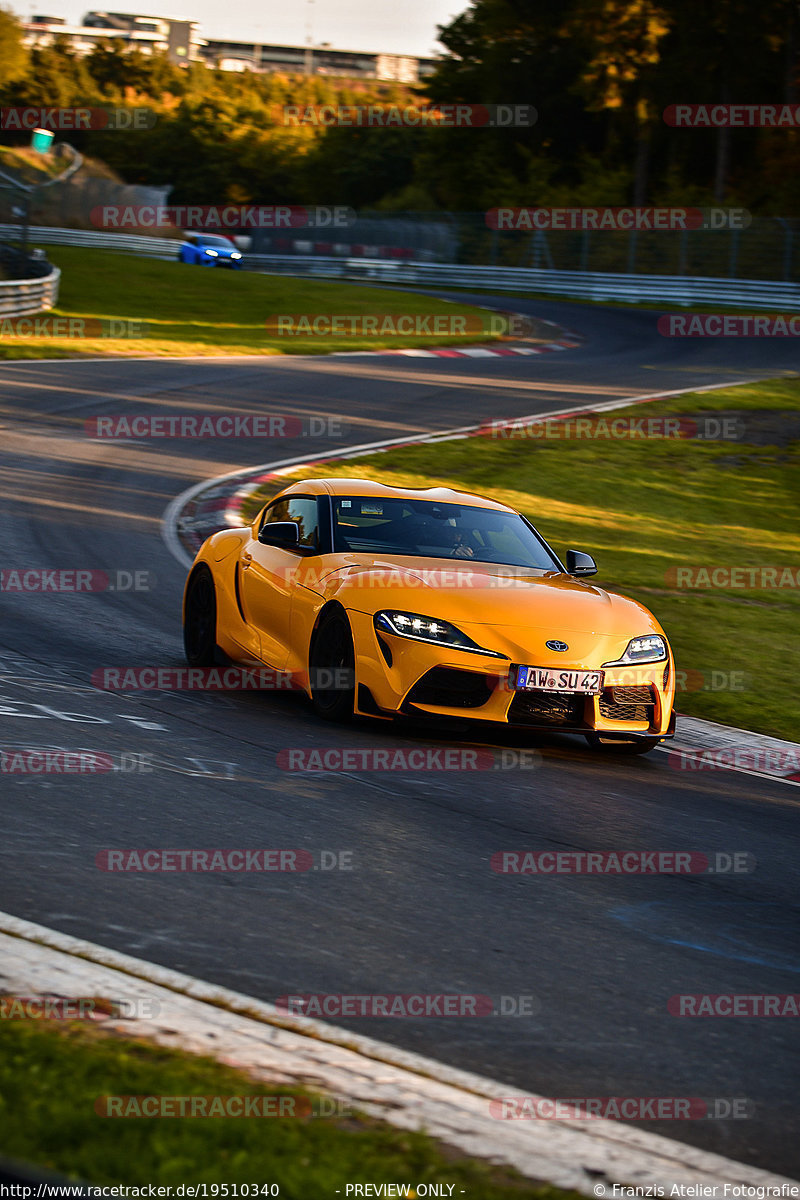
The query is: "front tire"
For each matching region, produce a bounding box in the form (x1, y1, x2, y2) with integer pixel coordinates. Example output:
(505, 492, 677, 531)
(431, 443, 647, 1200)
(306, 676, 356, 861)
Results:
(184, 566, 218, 667)
(309, 608, 355, 722)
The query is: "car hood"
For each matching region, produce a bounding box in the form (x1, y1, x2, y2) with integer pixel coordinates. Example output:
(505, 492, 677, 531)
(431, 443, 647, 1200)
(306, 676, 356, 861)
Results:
(314, 555, 658, 637)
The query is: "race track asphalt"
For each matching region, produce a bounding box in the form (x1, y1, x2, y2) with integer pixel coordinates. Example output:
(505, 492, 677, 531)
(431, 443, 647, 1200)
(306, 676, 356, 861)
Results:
(1, 295, 798, 1175)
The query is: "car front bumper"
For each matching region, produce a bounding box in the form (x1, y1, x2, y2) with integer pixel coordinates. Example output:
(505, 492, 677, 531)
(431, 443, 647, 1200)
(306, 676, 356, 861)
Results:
(350, 610, 676, 739)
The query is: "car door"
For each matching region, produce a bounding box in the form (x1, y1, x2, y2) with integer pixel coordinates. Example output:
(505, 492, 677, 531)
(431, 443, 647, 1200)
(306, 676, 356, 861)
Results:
(238, 496, 322, 668)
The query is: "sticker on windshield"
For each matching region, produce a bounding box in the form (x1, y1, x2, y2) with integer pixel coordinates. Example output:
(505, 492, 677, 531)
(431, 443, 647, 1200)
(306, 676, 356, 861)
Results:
(341, 500, 351, 508)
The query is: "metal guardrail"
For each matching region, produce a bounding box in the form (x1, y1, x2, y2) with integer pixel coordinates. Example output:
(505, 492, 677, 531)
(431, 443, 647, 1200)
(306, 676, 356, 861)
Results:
(0, 224, 180, 259)
(2, 224, 800, 309)
(0, 242, 60, 317)
(242, 255, 800, 310)
(0, 269, 61, 317)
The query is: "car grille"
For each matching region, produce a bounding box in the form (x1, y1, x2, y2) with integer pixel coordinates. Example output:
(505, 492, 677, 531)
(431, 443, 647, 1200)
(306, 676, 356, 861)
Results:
(599, 685, 655, 723)
(405, 667, 494, 709)
(508, 690, 586, 726)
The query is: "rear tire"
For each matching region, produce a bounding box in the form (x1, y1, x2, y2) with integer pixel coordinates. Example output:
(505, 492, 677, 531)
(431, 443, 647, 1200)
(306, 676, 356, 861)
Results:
(184, 566, 217, 667)
(309, 608, 355, 722)
(585, 733, 661, 756)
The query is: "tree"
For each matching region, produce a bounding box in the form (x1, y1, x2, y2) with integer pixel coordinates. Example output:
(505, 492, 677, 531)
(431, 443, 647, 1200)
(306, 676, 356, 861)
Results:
(569, 0, 670, 203)
(0, 6, 29, 89)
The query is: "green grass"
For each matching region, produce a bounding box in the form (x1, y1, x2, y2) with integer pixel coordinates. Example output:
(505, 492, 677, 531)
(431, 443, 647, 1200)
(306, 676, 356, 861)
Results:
(0, 1015, 576, 1197)
(243, 378, 800, 742)
(0, 247, 542, 360)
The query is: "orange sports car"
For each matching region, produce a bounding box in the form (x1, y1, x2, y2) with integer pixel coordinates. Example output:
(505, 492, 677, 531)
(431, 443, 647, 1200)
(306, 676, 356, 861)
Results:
(183, 478, 676, 753)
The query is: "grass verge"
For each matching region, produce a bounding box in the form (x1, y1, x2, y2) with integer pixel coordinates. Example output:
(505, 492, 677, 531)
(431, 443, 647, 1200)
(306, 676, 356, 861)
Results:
(242, 377, 800, 742)
(0, 247, 549, 360)
(0, 1014, 577, 1197)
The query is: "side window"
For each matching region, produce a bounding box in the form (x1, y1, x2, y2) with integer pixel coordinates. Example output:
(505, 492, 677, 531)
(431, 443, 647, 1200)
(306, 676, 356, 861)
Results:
(263, 497, 319, 550)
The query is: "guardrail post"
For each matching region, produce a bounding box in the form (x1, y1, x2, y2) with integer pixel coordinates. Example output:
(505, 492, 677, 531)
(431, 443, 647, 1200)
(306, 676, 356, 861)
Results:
(529, 232, 539, 269)
(531, 230, 553, 269)
(20, 192, 31, 258)
(786, 229, 794, 282)
(626, 230, 638, 273)
(777, 219, 793, 282)
(728, 227, 741, 279)
(579, 229, 590, 272)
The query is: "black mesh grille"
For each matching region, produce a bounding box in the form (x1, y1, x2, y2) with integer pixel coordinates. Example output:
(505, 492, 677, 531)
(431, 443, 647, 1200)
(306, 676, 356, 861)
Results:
(611, 685, 654, 704)
(508, 690, 586, 726)
(405, 667, 494, 709)
(599, 685, 655, 723)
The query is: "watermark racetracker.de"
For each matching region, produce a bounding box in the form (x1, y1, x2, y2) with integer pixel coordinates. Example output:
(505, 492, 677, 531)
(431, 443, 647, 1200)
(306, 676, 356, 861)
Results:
(665, 566, 800, 588)
(669, 994, 800, 1016)
(95, 848, 353, 872)
(480, 414, 744, 440)
(489, 1096, 753, 1120)
(491, 851, 756, 875)
(2, 569, 154, 592)
(264, 313, 533, 338)
(0, 996, 160, 1019)
(0, 106, 156, 130)
(277, 748, 541, 772)
(90, 667, 296, 690)
(1, 748, 152, 774)
(84, 415, 343, 439)
(486, 207, 750, 231)
(664, 104, 800, 127)
(275, 993, 539, 1017)
(90, 205, 355, 230)
(95, 1094, 352, 1118)
(658, 314, 800, 337)
(0, 318, 145, 340)
(282, 103, 537, 127)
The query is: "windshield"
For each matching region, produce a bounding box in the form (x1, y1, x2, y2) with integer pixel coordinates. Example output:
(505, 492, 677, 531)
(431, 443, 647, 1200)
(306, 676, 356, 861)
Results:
(197, 235, 235, 247)
(332, 497, 560, 569)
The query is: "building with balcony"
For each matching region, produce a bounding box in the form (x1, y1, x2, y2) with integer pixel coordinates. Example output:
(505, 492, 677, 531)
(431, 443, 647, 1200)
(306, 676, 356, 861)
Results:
(21, 11, 205, 64)
(19, 11, 438, 78)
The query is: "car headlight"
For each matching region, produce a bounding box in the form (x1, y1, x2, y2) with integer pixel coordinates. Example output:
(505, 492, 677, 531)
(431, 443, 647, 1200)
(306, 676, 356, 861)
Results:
(374, 610, 506, 658)
(231, 251, 242, 259)
(204, 248, 218, 257)
(603, 634, 667, 667)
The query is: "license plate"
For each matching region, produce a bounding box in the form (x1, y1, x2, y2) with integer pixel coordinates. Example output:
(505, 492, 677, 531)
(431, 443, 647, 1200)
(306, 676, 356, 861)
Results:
(515, 666, 604, 694)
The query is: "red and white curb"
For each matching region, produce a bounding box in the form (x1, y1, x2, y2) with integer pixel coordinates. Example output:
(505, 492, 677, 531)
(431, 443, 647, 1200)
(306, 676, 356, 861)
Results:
(1, 914, 796, 1194)
(327, 312, 582, 357)
(664, 716, 800, 785)
(330, 339, 580, 358)
(162, 374, 800, 792)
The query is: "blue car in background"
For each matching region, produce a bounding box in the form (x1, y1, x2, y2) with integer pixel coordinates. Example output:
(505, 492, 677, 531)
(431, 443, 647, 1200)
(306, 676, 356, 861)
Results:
(178, 233, 243, 268)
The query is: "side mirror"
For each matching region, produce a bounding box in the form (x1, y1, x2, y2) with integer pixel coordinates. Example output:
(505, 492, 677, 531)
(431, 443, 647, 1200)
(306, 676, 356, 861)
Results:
(258, 520, 302, 549)
(566, 549, 597, 577)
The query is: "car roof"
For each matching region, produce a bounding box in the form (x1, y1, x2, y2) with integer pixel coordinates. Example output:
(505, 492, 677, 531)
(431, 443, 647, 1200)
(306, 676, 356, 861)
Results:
(277, 477, 515, 513)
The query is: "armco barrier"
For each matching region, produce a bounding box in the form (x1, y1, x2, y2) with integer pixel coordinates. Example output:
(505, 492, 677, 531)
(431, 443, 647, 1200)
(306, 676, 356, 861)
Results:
(0, 270, 61, 316)
(0, 224, 180, 259)
(2, 224, 800, 310)
(242, 255, 800, 310)
(0, 244, 60, 317)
